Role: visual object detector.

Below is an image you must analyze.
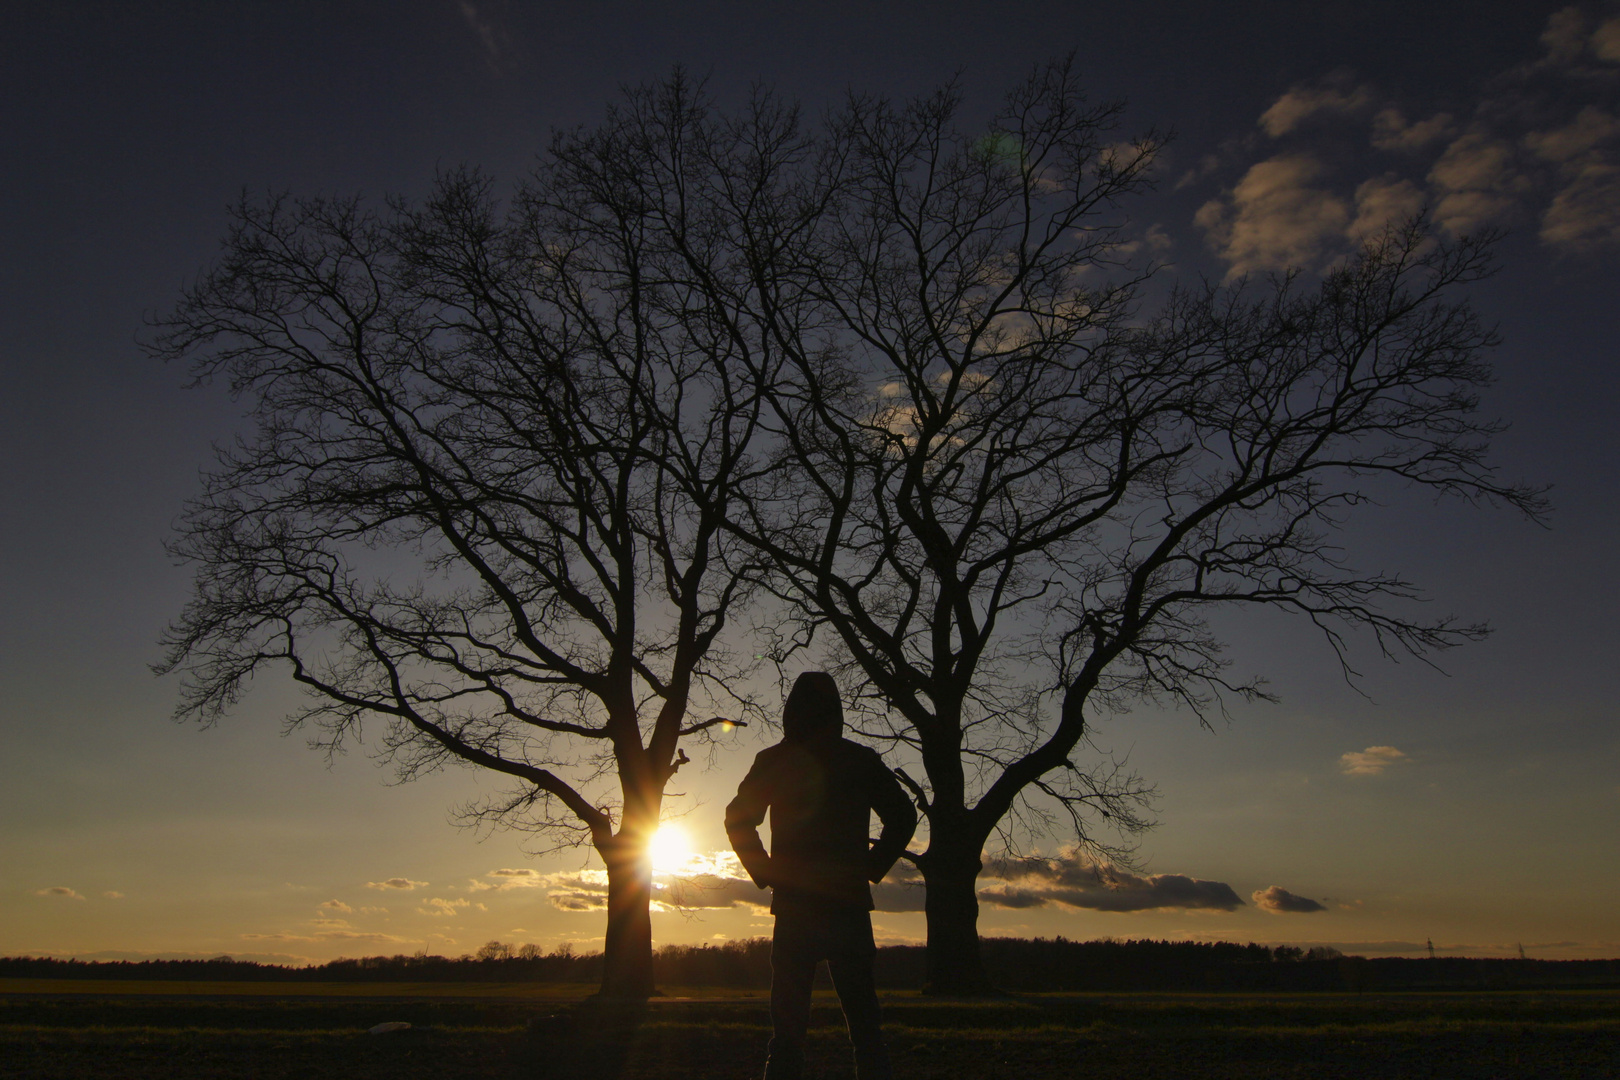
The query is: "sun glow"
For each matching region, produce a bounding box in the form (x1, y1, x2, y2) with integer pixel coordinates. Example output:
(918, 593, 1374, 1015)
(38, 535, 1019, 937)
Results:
(648, 824, 695, 874)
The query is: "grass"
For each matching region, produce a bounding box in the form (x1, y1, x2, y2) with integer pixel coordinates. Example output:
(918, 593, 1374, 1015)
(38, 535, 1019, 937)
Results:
(4, 983, 1618, 1078)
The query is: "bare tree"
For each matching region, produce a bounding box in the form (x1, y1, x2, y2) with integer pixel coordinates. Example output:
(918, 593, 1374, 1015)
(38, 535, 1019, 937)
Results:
(726, 64, 1549, 993)
(148, 76, 783, 998)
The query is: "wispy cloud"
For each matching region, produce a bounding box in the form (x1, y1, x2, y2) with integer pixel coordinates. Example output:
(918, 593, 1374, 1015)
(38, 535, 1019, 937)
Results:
(365, 878, 427, 891)
(467, 868, 546, 893)
(1339, 746, 1408, 776)
(1252, 885, 1328, 913)
(34, 886, 85, 900)
(1371, 107, 1456, 153)
(242, 930, 409, 944)
(318, 899, 354, 914)
(102, 891, 125, 900)
(1259, 73, 1377, 137)
(456, 1, 509, 72)
(419, 897, 470, 917)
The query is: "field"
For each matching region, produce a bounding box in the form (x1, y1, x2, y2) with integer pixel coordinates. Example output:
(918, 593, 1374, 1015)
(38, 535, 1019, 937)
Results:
(4, 980, 1619, 1079)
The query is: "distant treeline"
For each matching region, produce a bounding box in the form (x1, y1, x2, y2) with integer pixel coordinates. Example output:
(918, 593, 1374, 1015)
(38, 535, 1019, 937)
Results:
(6, 938, 1620, 992)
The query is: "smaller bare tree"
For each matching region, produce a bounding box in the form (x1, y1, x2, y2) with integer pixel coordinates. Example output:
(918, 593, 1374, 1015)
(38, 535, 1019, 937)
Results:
(149, 76, 787, 997)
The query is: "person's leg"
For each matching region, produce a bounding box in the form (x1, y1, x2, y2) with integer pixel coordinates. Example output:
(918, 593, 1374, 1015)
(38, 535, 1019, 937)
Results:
(766, 915, 817, 1080)
(827, 910, 890, 1080)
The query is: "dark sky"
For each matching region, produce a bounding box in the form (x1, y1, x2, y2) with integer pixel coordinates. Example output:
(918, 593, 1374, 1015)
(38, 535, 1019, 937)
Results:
(3, 1, 1616, 962)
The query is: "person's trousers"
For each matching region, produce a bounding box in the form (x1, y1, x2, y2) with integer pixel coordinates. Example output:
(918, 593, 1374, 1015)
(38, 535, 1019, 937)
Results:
(765, 902, 891, 1080)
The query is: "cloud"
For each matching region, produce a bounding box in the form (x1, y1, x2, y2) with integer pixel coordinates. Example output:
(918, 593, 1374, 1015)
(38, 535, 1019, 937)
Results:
(549, 891, 606, 912)
(1541, 5, 1590, 64)
(467, 868, 546, 893)
(872, 877, 929, 913)
(1108, 222, 1175, 258)
(366, 878, 427, 891)
(540, 849, 1248, 915)
(1524, 105, 1620, 163)
(1339, 746, 1408, 776)
(102, 891, 125, 900)
(457, 1, 508, 71)
(1542, 160, 1620, 248)
(1426, 129, 1526, 235)
(1595, 15, 1620, 61)
(657, 874, 772, 911)
(1259, 76, 1376, 137)
(1252, 886, 1328, 913)
(1195, 155, 1350, 277)
(1347, 175, 1426, 244)
(543, 854, 775, 914)
(318, 899, 354, 914)
(1371, 108, 1456, 153)
(419, 897, 470, 917)
(34, 886, 85, 900)
(1197, 8, 1620, 265)
(52, 949, 314, 965)
(979, 852, 1245, 913)
(242, 930, 409, 944)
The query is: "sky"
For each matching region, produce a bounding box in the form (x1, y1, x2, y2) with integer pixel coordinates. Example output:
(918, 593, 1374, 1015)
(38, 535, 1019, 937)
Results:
(2, 0, 1617, 966)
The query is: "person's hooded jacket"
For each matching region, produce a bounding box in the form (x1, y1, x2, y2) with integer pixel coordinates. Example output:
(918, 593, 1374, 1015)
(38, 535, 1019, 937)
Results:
(725, 673, 917, 911)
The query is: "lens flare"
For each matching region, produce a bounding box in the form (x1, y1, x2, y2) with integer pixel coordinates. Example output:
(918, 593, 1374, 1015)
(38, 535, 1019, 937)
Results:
(648, 824, 694, 874)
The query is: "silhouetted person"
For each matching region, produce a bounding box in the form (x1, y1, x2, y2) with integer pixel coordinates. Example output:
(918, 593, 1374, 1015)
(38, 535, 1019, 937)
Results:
(726, 672, 917, 1080)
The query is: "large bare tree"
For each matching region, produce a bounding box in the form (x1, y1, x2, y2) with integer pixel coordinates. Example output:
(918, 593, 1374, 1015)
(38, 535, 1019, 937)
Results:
(149, 77, 783, 997)
(726, 64, 1549, 993)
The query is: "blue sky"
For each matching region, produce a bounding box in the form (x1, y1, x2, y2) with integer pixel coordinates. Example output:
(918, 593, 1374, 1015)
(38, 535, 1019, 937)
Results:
(3, 0, 1617, 964)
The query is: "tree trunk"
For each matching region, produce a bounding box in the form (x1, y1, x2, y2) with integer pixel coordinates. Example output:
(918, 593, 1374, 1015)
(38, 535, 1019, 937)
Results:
(597, 836, 655, 999)
(920, 842, 995, 995)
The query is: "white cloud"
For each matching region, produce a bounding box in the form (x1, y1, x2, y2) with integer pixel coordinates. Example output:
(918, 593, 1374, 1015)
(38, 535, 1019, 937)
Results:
(1195, 155, 1350, 277)
(1339, 745, 1408, 776)
(34, 886, 85, 900)
(365, 878, 427, 891)
(419, 897, 470, 917)
(1259, 77, 1376, 137)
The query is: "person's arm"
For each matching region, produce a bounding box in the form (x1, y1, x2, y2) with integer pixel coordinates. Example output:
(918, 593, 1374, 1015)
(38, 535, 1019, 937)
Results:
(865, 754, 918, 883)
(724, 753, 776, 889)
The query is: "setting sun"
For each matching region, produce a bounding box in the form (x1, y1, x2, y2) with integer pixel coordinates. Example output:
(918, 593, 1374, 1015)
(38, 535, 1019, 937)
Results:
(648, 824, 694, 874)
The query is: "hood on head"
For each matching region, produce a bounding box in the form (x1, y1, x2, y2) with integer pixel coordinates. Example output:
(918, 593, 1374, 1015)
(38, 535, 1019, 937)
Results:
(782, 672, 843, 743)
